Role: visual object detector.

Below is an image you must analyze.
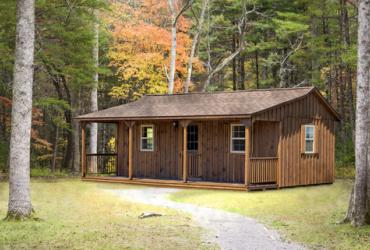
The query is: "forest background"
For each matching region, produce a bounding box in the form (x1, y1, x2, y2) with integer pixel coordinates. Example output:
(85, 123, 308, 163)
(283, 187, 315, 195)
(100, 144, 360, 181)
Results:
(0, 0, 358, 176)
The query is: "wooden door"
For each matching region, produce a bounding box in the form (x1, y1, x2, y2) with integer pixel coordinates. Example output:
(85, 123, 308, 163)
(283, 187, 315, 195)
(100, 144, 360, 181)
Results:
(187, 124, 202, 180)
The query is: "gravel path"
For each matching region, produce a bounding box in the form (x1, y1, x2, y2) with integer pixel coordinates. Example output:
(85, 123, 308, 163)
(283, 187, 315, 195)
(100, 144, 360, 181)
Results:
(108, 187, 304, 250)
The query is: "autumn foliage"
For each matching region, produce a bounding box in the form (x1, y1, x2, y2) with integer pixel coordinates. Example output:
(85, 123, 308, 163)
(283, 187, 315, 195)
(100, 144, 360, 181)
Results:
(106, 0, 203, 100)
(0, 97, 52, 152)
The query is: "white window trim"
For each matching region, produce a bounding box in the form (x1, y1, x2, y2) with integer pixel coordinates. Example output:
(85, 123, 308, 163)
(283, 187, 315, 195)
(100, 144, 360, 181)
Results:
(230, 124, 245, 154)
(140, 124, 154, 152)
(304, 124, 315, 154)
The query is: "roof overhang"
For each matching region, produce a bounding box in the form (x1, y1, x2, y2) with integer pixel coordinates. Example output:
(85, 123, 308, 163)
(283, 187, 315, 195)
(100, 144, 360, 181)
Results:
(75, 114, 252, 123)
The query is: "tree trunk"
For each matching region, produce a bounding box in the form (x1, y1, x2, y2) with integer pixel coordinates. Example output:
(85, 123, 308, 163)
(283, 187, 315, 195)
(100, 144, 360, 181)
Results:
(62, 106, 73, 171)
(255, 49, 259, 89)
(51, 125, 59, 175)
(330, 67, 338, 109)
(346, 67, 355, 136)
(73, 120, 80, 174)
(90, 10, 99, 172)
(350, 0, 370, 226)
(232, 30, 237, 91)
(206, 3, 211, 76)
(72, 88, 82, 174)
(184, 0, 208, 93)
(7, 0, 35, 219)
(238, 53, 245, 90)
(339, 68, 346, 141)
(167, 0, 177, 94)
(340, 0, 355, 138)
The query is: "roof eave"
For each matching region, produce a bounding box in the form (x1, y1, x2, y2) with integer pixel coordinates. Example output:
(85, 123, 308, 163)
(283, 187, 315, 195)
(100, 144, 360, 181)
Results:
(74, 114, 252, 122)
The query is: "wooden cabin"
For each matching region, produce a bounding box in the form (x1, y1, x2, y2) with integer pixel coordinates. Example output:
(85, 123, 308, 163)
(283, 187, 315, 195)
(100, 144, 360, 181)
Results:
(76, 87, 340, 191)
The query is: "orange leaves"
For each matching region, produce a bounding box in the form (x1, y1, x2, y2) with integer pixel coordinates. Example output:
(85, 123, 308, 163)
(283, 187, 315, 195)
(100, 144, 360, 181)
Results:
(0, 96, 51, 151)
(106, 0, 203, 99)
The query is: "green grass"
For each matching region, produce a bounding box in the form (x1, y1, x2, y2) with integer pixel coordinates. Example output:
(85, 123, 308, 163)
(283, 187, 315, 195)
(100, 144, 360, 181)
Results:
(0, 180, 214, 249)
(30, 167, 71, 177)
(170, 180, 370, 249)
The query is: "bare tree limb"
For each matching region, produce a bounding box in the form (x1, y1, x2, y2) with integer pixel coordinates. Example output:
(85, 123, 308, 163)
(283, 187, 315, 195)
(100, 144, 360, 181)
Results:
(185, 0, 208, 93)
(202, 3, 260, 91)
(174, 0, 194, 25)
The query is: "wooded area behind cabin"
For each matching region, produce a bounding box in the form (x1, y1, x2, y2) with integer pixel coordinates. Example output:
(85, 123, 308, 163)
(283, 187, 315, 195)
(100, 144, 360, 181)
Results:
(0, 0, 360, 175)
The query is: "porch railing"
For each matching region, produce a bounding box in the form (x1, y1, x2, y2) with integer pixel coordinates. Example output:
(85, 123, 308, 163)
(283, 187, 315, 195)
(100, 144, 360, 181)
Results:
(249, 157, 277, 184)
(86, 153, 117, 175)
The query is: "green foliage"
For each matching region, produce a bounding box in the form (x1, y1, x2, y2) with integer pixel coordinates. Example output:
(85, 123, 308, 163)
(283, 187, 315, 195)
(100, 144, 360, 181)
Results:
(335, 138, 355, 179)
(30, 167, 70, 178)
(0, 140, 9, 172)
(34, 98, 71, 129)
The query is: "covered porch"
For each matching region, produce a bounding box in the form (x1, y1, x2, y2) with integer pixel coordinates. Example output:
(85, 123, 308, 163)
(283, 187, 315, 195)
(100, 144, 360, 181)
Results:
(79, 118, 281, 191)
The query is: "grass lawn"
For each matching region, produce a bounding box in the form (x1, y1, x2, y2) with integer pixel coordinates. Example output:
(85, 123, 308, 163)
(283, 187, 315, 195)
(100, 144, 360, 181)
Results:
(0, 179, 213, 249)
(170, 180, 370, 250)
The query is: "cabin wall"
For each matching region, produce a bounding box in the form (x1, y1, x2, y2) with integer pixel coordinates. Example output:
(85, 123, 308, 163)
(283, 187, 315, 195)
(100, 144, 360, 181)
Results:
(253, 92, 336, 187)
(116, 119, 245, 183)
(198, 120, 244, 183)
(118, 121, 181, 179)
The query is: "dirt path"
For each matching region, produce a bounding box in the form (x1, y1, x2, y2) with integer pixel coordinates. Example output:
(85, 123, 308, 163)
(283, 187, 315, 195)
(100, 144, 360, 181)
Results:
(108, 187, 304, 250)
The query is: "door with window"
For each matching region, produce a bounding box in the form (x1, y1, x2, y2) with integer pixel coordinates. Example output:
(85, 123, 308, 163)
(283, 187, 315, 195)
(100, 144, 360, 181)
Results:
(187, 124, 202, 180)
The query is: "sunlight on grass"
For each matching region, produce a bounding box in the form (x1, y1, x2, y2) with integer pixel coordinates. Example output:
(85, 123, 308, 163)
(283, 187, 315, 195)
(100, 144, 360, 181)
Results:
(0, 180, 214, 249)
(170, 180, 370, 250)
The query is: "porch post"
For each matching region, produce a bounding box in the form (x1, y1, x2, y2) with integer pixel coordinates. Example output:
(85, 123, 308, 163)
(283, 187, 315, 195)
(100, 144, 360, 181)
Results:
(125, 121, 135, 180)
(180, 120, 190, 183)
(81, 122, 87, 177)
(244, 126, 251, 186)
(241, 119, 251, 186)
(128, 125, 133, 180)
(276, 121, 283, 188)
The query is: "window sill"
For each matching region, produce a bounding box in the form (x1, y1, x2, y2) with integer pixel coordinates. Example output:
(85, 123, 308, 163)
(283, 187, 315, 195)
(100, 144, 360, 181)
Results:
(140, 149, 154, 152)
(230, 151, 245, 154)
(301, 152, 319, 156)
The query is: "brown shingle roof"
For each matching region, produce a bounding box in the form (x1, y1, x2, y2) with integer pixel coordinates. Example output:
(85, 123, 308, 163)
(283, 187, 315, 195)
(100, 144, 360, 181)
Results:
(76, 87, 338, 121)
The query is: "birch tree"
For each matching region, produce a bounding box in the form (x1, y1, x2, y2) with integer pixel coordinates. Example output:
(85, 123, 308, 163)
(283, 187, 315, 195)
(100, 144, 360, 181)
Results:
(346, 0, 370, 226)
(184, 0, 208, 93)
(167, 0, 193, 94)
(6, 0, 35, 219)
(90, 10, 99, 172)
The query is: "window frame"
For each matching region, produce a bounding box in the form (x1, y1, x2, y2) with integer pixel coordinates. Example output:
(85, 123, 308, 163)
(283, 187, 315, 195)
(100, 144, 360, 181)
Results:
(304, 124, 315, 154)
(187, 124, 199, 151)
(140, 124, 154, 152)
(230, 124, 246, 154)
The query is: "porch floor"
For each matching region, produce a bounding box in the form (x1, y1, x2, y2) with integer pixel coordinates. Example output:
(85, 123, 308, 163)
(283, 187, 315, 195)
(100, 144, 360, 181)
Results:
(82, 176, 248, 191)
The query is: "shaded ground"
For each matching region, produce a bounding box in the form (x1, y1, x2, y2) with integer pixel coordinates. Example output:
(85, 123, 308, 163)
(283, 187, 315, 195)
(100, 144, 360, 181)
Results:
(109, 187, 304, 250)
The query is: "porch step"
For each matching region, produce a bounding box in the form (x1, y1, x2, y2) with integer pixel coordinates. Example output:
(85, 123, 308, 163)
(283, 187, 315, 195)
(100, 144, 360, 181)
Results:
(82, 176, 247, 191)
(248, 183, 278, 191)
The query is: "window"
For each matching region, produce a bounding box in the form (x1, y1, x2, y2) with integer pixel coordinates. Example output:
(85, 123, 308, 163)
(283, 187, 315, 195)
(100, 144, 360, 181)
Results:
(141, 125, 154, 151)
(231, 124, 245, 153)
(304, 125, 315, 153)
(187, 125, 198, 151)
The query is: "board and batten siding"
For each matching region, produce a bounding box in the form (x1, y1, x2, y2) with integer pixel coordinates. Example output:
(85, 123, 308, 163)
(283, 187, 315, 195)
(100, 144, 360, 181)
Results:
(253, 91, 336, 187)
(115, 91, 336, 188)
(116, 119, 245, 183)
